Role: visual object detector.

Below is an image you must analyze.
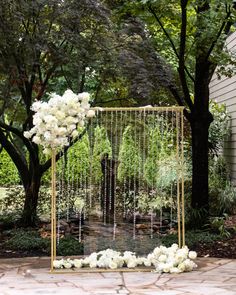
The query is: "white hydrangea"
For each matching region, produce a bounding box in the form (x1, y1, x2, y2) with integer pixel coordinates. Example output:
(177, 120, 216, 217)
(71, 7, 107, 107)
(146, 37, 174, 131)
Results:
(23, 89, 95, 153)
(73, 259, 82, 268)
(52, 244, 198, 273)
(188, 251, 197, 260)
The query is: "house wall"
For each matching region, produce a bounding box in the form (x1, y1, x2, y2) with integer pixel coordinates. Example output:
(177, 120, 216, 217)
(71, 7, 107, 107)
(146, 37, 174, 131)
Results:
(209, 32, 236, 183)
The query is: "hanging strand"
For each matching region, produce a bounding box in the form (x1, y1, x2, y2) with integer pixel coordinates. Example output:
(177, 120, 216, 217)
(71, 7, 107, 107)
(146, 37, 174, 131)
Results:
(96, 110, 102, 215)
(123, 110, 127, 219)
(56, 150, 62, 246)
(109, 111, 113, 214)
(176, 111, 181, 247)
(66, 149, 70, 222)
(113, 110, 118, 240)
(133, 110, 137, 240)
(103, 111, 108, 225)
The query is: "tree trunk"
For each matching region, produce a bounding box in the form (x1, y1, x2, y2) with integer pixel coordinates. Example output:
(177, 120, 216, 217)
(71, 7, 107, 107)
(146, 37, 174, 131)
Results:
(20, 175, 41, 227)
(191, 117, 209, 209)
(190, 58, 213, 227)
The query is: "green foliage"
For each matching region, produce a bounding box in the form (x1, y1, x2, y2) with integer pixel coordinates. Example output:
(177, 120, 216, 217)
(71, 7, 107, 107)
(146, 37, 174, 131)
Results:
(159, 230, 222, 248)
(208, 215, 231, 238)
(0, 186, 51, 217)
(209, 101, 231, 155)
(209, 156, 236, 216)
(118, 125, 142, 181)
(0, 149, 20, 185)
(137, 190, 174, 213)
(185, 206, 209, 229)
(91, 126, 112, 183)
(57, 237, 84, 256)
(4, 229, 50, 252)
(143, 122, 187, 190)
(66, 131, 91, 183)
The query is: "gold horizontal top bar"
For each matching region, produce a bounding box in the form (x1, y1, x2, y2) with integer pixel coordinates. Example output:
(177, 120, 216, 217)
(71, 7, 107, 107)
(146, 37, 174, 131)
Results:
(91, 106, 185, 112)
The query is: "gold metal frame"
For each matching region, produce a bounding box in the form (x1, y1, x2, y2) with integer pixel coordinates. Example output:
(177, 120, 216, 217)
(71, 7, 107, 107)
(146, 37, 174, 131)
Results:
(50, 107, 185, 272)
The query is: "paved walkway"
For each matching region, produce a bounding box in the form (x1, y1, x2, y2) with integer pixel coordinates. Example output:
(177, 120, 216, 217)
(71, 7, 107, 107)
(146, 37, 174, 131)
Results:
(0, 257, 236, 295)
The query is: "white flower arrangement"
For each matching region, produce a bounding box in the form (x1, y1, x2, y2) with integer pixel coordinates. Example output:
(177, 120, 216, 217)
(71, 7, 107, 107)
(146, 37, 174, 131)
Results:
(24, 90, 95, 154)
(53, 244, 197, 273)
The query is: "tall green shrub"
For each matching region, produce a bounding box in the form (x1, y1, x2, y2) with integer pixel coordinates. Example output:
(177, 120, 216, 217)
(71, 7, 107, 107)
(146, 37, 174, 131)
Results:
(0, 149, 20, 185)
(92, 126, 112, 183)
(117, 125, 142, 181)
(66, 131, 90, 183)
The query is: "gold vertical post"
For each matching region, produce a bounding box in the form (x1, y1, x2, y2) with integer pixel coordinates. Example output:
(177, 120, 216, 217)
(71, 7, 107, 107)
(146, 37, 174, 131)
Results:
(176, 111, 181, 248)
(181, 109, 185, 247)
(50, 148, 57, 272)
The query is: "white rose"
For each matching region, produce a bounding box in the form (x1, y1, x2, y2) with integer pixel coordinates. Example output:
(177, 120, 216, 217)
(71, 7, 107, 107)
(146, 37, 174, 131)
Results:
(170, 267, 181, 274)
(82, 257, 90, 265)
(33, 115, 42, 125)
(183, 259, 197, 272)
(113, 257, 124, 268)
(170, 243, 179, 252)
(67, 124, 76, 132)
(53, 260, 63, 269)
(55, 110, 66, 120)
(136, 257, 144, 266)
(81, 101, 90, 110)
(78, 92, 90, 102)
(158, 254, 167, 263)
(71, 129, 79, 139)
(143, 258, 152, 267)
(78, 120, 85, 127)
(32, 135, 41, 144)
(44, 131, 52, 140)
(73, 259, 82, 268)
(43, 147, 51, 155)
(87, 110, 95, 118)
(156, 262, 166, 273)
(188, 251, 197, 260)
(178, 262, 185, 272)
(127, 258, 137, 268)
(153, 247, 161, 257)
(160, 246, 168, 254)
(64, 261, 72, 269)
(63, 89, 78, 102)
(89, 260, 97, 268)
(31, 101, 42, 112)
(163, 263, 172, 273)
(24, 131, 32, 139)
(109, 261, 118, 269)
(44, 115, 57, 124)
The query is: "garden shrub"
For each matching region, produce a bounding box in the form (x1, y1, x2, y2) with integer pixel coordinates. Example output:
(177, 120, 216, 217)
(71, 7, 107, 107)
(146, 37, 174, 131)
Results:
(4, 229, 50, 252)
(57, 236, 84, 256)
(118, 125, 142, 182)
(91, 126, 112, 183)
(0, 149, 20, 185)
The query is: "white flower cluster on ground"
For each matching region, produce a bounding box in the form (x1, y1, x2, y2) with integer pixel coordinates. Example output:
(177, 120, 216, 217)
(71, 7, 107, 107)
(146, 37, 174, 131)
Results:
(53, 244, 197, 273)
(24, 90, 95, 154)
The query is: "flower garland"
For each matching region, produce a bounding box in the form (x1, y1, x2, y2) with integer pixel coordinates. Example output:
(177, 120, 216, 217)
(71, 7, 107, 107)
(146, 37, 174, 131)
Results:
(53, 244, 197, 273)
(24, 90, 95, 154)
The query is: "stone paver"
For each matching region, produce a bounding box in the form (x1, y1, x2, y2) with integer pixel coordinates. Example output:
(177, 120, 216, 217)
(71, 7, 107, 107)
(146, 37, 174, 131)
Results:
(0, 257, 235, 295)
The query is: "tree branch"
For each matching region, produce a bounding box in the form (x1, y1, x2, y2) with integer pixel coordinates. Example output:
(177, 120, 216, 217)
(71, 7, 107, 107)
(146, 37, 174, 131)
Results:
(0, 128, 30, 187)
(35, 64, 57, 100)
(147, 4, 195, 83)
(0, 121, 38, 161)
(40, 127, 88, 174)
(205, 6, 232, 61)
(178, 0, 194, 111)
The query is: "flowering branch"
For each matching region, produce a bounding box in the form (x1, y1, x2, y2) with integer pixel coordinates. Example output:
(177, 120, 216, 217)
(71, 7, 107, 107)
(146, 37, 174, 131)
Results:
(24, 89, 95, 154)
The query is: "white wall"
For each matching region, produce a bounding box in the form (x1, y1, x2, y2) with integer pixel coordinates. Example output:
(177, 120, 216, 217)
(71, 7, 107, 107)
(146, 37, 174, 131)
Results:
(209, 32, 236, 183)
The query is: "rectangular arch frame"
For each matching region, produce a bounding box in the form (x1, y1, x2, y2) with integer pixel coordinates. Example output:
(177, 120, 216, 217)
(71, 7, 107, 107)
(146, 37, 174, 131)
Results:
(50, 106, 185, 272)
